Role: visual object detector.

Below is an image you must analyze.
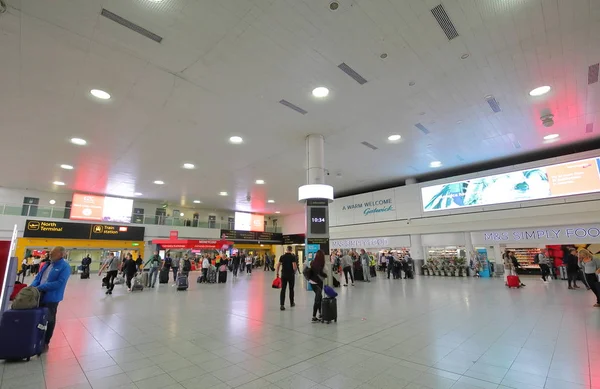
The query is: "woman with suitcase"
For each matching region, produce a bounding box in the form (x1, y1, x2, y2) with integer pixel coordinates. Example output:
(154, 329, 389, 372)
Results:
(308, 250, 327, 323)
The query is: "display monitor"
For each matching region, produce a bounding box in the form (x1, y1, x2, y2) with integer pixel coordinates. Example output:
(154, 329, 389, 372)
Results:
(70, 193, 134, 223)
(234, 212, 264, 232)
(421, 157, 600, 211)
(309, 207, 327, 234)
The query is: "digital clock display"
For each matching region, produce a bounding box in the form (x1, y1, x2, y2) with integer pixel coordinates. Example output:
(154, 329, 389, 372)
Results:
(310, 207, 327, 234)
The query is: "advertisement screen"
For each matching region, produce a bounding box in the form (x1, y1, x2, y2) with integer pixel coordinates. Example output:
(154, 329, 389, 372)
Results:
(234, 212, 264, 232)
(70, 194, 134, 223)
(421, 157, 600, 212)
(310, 207, 327, 234)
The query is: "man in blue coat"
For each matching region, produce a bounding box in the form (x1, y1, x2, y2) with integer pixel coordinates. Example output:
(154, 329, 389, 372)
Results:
(30, 246, 71, 348)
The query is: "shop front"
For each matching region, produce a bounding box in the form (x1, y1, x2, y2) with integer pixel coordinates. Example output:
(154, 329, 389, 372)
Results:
(17, 219, 145, 272)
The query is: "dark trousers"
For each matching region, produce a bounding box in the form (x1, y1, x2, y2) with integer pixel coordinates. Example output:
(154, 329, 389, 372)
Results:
(539, 264, 550, 281)
(172, 267, 179, 282)
(567, 268, 579, 288)
(125, 272, 135, 289)
(387, 264, 393, 279)
(343, 266, 353, 284)
(280, 276, 295, 306)
(202, 268, 208, 283)
(264, 262, 270, 271)
(585, 273, 600, 304)
(106, 270, 118, 291)
(233, 264, 239, 277)
(41, 302, 59, 345)
(312, 284, 323, 317)
(246, 264, 252, 274)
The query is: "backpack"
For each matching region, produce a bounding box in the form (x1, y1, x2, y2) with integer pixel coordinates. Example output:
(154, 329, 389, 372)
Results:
(12, 286, 41, 310)
(302, 265, 312, 281)
(182, 259, 191, 272)
(533, 254, 540, 264)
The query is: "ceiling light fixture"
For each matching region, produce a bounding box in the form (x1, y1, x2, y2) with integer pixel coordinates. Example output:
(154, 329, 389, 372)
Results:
(153, 180, 164, 185)
(90, 89, 111, 100)
(275, 211, 281, 214)
(49, 200, 56, 205)
(219, 191, 228, 196)
(193, 200, 201, 204)
(329, 1, 339, 11)
(267, 199, 275, 203)
(430, 161, 442, 168)
(380, 53, 388, 59)
(179, 212, 184, 217)
(134, 192, 143, 196)
(70, 137, 87, 146)
(388, 134, 402, 141)
(529, 86, 551, 97)
(543, 134, 559, 140)
(255, 179, 265, 185)
(312, 87, 329, 98)
(182, 163, 195, 169)
(53, 181, 65, 186)
(229, 136, 243, 144)
(60, 164, 74, 170)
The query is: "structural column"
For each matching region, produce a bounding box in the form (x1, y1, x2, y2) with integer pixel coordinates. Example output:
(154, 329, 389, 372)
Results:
(306, 134, 326, 185)
(410, 234, 425, 275)
(464, 231, 474, 276)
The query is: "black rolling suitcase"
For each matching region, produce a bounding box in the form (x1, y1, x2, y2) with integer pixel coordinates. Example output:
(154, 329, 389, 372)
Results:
(321, 297, 337, 323)
(176, 275, 188, 291)
(159, 268, 169, 284)
(354, 267, 364, 281)
(218, 271, 227, 283)
(80, 266, 90, 279)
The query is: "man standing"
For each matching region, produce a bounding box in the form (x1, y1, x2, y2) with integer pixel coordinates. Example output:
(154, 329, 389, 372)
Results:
(264, 254, 271, 271)
(564, 249, 581, 290)
(360, 249, 371, 282)
(98, 253, 121, 295)
(171, 255, 180, 285)
(537, 250, 551, 283)
(277, 246, 298, 311)
(144, 251, 162, 288)
(30, 246, 71, 349)
(232, 252, 241, 278)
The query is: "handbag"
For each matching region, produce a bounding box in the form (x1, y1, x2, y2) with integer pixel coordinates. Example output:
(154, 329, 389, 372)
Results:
(272, 276, 282, 289)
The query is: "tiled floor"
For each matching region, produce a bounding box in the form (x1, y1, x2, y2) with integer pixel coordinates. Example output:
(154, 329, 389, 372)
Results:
(1, 270, 599, 389)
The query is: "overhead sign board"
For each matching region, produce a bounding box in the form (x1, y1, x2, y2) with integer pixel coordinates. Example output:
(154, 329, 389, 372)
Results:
(220, 230, 283, 242)
(24, 220, 145, 241)
(471, 223, 600, 244)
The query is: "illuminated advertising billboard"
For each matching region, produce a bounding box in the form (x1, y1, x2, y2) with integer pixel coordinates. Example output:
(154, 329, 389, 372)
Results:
(70, 194, 134, 223)
(421, 157, 600, 212)
(234, 212, 265, 232)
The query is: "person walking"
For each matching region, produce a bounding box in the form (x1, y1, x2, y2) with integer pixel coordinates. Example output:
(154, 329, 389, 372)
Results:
(201, 256, 210, 283)
(341, 251, 354, 286)
(30, 246, 71, 349)
(308, 250, 327, 323)
(264, 254, 271, 271)
(99, 253, 121, 295)
(245, 254, 253, 275)
(579, 249, 600, 307)
(121, 253, 137, 291)
(537, 250, 551, 283)
(144, 251, 162, 288)
(564, 249, 580, 290)
(277, 246, 298, 311)
(360, 249, 371, 282)
(171, 255, 180, 285)
(232, 253, 241, 278)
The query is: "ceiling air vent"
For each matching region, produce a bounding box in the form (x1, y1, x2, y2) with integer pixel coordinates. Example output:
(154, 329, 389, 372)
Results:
(456, 154, 464, 162)
(415, 123, 430, 134)
(101, 9, 163, 43)
(279, 99, 307, 115)
(588, 63, 599, 85)
(360, 141, 378, 150)
(586, 123, 594, 133)
(338, 63, 368, 85)
(431, 4, 459, 40)
(485, 95, 501, 113)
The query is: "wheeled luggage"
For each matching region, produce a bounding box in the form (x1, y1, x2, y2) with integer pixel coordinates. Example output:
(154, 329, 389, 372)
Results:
(370, 266, 377, 277)
(114, 275, 124, 285)
(218, 271, 227, 283)
(0, 308, 48, 361)
(196, 276, 203, 283)
(80, 266, 90, 279)
(354, 267, 364, 282)
(506, 275, 521, 288)
(132, 274, 144, 291)
(141, 271, 149, 287)
(321, 297, 337, 324)
(207, 268, 217, 284)
(159, 268, 169, 284)
(176, 275, 188, 291)
(332, 276, 340, 288)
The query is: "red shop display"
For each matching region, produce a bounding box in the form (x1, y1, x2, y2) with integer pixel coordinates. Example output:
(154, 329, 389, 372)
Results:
(152, 239, 233, 250)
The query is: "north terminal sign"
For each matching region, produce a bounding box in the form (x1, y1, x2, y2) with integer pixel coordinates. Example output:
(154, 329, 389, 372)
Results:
(24, 220, 145, 241)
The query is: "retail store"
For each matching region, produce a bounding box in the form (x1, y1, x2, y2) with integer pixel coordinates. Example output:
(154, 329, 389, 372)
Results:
(330, 235, 411, 268)
(17, 219, 145, 272)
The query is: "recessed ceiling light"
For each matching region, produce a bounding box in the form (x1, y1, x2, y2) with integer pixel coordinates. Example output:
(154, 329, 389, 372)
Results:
(267, 199, 275, 203)
(70, 137, 87, 146)
(179, 212, 184, 217)
(53, 181, 65, 186)
(90, 89, 111, 100)
(153, 180, 164, 185)
(182, 163, 195, 169)
(193, 200, 201, 204)
(60, 164, 74, 170)
(275, 211, 281, 214)
(529, 86, 551, 97)
(219, 191, 228, 196)
(312, 87, 329, 98)
(380, 53, 388, 59)
(49, 199, 56, 205)
(329, 1, 339, 11)
(543, 133, 559, 140)
(430, 161, 442, 168)
(229, 136, 243, 144)
(461, 53, 470, 59)
(388, 134, 402, 141)
(255, 179, 265, 185)
(134, 192, 143, 196)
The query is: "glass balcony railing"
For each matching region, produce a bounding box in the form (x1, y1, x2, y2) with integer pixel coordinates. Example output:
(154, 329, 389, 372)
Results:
(5, 204, 282, 233)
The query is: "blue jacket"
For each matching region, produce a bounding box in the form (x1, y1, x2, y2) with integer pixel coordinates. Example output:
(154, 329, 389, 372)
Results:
(30, 258, 71, 303)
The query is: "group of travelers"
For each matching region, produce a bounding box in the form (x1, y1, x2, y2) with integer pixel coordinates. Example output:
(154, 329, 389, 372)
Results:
(17, 254, 48, 282)
(329, 249, 414, 286)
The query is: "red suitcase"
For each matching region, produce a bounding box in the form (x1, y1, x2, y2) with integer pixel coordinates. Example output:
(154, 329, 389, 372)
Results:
(506, 275, 521, 288)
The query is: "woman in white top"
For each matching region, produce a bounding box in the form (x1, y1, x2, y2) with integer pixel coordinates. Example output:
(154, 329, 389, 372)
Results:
(201, 256, 210, 283)
(245, 255, 253, 275)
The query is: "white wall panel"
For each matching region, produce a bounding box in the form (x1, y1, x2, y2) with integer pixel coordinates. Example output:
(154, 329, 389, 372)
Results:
(281, 213, 305, 235)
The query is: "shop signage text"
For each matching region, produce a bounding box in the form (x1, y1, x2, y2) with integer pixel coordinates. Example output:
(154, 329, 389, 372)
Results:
(24, 220, 145, 241)
(332, 237, 390, 249)
(342, 198, 394, 216)
(220, 230, 283, 242)
(479, 225, 600, 243)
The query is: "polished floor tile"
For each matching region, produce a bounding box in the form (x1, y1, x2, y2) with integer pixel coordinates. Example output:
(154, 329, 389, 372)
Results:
(1, 271, 599, 389)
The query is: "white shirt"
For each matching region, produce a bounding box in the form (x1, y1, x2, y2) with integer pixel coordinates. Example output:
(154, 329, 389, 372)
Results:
(245, 257, 252, 265)
(202, 259, 210, 269)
